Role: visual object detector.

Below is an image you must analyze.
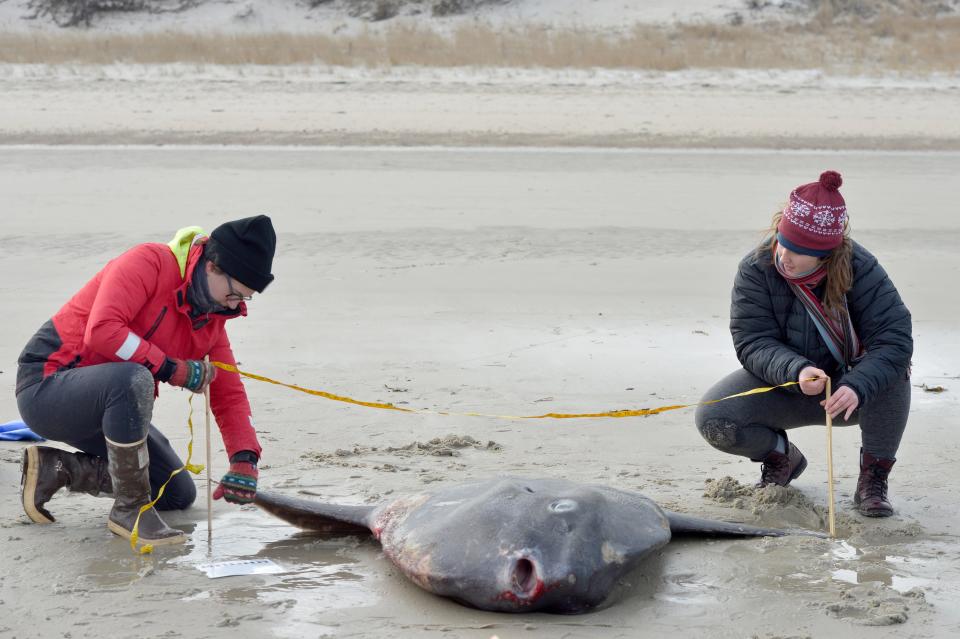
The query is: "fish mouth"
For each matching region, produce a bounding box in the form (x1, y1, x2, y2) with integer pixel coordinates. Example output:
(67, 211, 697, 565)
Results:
(495, 555, 547, 607)
(513, 558, 535, 591)
(510, 557, 543, 599)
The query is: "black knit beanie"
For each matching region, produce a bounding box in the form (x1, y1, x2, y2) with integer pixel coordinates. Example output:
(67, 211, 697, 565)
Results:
(208, 215, 276, 293)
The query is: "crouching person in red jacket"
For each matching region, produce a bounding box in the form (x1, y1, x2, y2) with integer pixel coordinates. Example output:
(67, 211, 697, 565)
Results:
(16, 215, 276, 546)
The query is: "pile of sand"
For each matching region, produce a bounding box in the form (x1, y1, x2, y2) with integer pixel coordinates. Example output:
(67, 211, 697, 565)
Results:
(703, 476, 858, 535)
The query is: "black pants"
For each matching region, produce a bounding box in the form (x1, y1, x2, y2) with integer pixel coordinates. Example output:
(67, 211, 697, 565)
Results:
(695, 368, 910, 461)
(16, 362, 196, 510)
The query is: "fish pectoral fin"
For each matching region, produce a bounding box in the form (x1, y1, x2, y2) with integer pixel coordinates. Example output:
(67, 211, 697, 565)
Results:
(665, 511, 826, 538)
(255, 490, 374, 535)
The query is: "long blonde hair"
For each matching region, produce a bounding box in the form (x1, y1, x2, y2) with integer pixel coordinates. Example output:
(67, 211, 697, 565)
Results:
(759, 209, 853, 319)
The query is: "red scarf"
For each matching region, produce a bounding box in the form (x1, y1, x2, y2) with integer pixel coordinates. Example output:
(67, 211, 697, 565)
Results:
(774, 246, 862, 369)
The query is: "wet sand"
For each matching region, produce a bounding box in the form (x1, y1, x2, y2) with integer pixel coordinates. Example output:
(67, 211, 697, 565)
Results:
(1, 147, 959, 638)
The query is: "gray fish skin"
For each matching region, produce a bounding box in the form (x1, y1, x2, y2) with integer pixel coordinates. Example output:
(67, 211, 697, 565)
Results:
(255, 477, 821, 614)
(254, 490, 370, 534)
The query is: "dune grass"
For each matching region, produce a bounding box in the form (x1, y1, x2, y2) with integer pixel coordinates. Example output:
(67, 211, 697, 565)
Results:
(1, 16, 958, 72)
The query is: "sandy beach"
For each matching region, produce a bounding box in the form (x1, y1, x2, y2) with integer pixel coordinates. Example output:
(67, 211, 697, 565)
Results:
(2, 64, 960, 149)
(1, 146, 958, 638)
(2, 1, 960, 637)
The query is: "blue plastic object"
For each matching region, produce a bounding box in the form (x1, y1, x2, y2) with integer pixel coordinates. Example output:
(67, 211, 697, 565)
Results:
(0, 420, 45, 442)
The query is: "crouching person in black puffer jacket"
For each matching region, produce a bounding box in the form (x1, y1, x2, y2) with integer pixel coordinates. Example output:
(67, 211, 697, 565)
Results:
(695, 170, 912, 518)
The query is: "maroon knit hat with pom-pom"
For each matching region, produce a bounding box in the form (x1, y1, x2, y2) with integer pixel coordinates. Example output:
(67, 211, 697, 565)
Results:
(777, 170, 847, 257)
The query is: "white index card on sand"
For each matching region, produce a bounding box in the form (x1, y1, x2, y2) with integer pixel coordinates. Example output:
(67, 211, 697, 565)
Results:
(196, 558, 283, 578)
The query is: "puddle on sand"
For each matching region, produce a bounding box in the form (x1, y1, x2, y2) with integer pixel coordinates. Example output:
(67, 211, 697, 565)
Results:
(824, 538, 960, 628)
(166, 508, 381, 638)
(713, 532, 955, 626)
(641, 544, 726, 612)
(831, 568, 929, 592)
(829, 542, 935, 593)
(652, 572, 721, 606)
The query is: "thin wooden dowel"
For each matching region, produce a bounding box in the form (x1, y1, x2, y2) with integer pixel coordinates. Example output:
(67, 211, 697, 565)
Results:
(204, 356, 213, 546)
(825, 377, 837, 538)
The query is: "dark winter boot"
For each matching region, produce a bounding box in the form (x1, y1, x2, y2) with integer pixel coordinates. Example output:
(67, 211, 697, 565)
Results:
(756, 436, 808, 487)
(20, 445, 113, 524)
(105, 437, 186, 546)
(855, 450, 896, 518)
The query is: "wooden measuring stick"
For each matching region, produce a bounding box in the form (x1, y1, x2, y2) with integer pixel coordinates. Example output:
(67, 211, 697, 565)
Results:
(204, 356, 213, 545)
(825, 376, 837, 538)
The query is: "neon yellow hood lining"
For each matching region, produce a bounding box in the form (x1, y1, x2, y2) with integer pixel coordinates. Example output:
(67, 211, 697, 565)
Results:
(167, 226, 206, 279)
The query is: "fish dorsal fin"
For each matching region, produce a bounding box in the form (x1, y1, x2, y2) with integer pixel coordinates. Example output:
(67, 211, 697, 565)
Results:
(255, 490, 374, 535)
(167, 226, 206, 279)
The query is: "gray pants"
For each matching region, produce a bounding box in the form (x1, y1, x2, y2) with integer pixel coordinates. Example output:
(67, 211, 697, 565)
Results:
(16, 362, 196, 510)
(695, 368, 910, 461)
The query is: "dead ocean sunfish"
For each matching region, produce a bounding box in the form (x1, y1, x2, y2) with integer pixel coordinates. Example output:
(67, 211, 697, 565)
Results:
(255, 477, 822, 613)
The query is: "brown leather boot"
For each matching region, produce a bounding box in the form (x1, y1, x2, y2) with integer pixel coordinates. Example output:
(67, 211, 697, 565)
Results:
(756, 436, 808, 487)
(105, 437, 186, 546)
(855, 450, 895, 518)
(20, 445, 113, 524)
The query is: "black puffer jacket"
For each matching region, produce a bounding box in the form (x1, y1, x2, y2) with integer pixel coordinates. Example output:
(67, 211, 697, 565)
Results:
(730, 240, 912, 404)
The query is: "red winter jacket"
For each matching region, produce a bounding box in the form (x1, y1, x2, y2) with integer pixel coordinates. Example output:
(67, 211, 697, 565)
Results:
(16, 238, 261, 459)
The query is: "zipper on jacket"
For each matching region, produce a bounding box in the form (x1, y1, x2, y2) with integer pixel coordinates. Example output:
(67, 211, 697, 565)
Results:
(144, 307, 168, 340)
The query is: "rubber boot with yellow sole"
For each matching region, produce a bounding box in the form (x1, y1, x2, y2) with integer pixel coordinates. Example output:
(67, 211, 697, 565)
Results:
(21, 445, 112, 524)
(105, 436, 186, 546)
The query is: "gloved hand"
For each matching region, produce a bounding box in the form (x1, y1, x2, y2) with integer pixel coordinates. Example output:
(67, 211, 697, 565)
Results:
(213, 454, 258, 504)
(158, 358, 217, 393)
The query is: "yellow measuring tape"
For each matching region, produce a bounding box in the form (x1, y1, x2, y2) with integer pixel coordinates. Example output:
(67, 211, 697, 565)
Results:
(130, 394, 204, 554)
(211, 361, 805, 420)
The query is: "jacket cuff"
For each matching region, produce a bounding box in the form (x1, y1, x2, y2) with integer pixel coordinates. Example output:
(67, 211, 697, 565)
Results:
(230, 450, 259, 465)
(788, 359, 815, 390)
(155, 357, 177, 382)
(141, 342, 169, 376)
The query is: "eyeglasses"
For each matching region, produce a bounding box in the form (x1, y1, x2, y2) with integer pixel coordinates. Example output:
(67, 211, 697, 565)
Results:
(224, 273, 253, 301)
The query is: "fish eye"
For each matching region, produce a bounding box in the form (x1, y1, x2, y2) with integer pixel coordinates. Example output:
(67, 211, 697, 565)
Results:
(549, 499, 577, 513)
